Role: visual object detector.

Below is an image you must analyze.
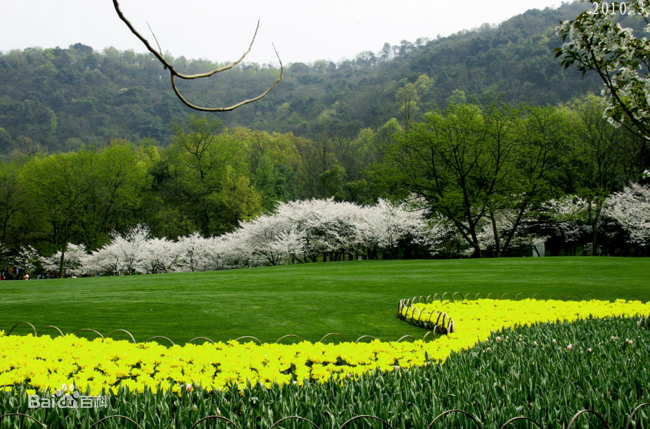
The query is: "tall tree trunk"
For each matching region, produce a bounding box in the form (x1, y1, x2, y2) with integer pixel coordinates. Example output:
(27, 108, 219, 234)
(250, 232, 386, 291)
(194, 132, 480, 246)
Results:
(591, 201, 602, 256)
(58, 247, 66, 278)
(489, 211, 502, 258)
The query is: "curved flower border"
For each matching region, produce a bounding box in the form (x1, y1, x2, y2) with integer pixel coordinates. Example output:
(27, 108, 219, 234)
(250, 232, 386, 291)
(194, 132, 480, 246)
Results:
(1, 298, 649, 395)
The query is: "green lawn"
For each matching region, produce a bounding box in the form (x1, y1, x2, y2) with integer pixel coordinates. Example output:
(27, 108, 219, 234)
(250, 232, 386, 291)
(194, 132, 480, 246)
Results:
(1, 257, 648, 344)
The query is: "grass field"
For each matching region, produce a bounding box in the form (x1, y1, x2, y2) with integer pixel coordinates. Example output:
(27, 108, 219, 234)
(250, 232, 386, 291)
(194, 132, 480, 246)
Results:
(1, 257, 649, 344)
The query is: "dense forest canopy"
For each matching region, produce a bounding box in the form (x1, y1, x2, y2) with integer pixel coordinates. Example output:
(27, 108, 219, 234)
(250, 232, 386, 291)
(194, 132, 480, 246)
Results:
(0, 2, 599, 154)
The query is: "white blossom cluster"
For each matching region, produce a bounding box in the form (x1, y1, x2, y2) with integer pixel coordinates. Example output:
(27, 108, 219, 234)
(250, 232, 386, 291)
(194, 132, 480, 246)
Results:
(537, 196, 591, 244)
(34, 198, 454, 276)
(522, 184, 650, 250)
(602, 183, 650, 245)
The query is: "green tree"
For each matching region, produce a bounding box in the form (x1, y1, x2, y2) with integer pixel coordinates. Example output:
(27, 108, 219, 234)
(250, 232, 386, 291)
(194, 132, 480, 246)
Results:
(235, 128, 301, 211)
(214, 167, 261, 231)
(564, 94, 644, 252)
(319, 165, 348, 201)
(0, 160, 38, 250)
(373, 102, 563, 257)
(163, 115, 260, 235)
(389, 74, 434, 131)
(81, 142, 153, 246)
(295, 136, 338, 199)
(19, 143, 151, 275)
(21, 150, 96, 276)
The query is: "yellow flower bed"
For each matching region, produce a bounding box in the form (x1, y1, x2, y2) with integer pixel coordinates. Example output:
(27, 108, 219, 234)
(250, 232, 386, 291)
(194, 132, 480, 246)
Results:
(401, 298, 650, 342)
(0, 335, 440, 395)
(1, 299, 648, 395)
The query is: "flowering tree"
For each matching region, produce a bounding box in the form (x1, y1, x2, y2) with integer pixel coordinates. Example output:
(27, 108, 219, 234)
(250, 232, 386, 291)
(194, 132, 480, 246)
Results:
(10, 245, 41, 278)
(273, 229, 308, 264)
(233, 212, 293, 266)
(269, 199, 366, 262)
(603, 183, 650, 247)
(555, 1, 650, 138)
(26, 192, 650, 278)
(21, 190, 650, 277)
(228, 198, 440, 264)
(539, 196, 590, 243)
(40, 243, 88, 277)
(212, 232, 259, 269)
(137, 237, 182, 274)
(359, 199, 429, 259)
(412, 214, 460, 258)
(85, 225, 150, 275)
(176, 233, 212, 272)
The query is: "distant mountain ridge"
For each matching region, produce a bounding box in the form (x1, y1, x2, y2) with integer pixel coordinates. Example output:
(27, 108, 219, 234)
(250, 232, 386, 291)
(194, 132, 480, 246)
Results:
(0, 1, 600, 154)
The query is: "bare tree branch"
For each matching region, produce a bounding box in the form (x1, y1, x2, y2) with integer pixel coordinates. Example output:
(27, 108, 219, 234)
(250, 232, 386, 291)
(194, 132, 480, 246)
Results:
(111, 0, 283, 112)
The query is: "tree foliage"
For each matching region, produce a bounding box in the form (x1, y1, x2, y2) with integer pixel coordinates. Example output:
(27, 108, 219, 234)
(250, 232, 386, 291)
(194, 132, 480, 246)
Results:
(556, 0, 650, 139)
(19, 144, 151, 276)
(372, 101, 564, 257)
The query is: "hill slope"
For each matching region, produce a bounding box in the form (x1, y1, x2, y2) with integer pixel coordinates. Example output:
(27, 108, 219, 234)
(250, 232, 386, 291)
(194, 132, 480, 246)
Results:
(0, 2, 599, 153)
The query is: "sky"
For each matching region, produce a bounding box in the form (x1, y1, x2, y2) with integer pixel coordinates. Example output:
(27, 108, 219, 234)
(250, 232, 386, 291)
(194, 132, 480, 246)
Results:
(0, 0, 568, 65)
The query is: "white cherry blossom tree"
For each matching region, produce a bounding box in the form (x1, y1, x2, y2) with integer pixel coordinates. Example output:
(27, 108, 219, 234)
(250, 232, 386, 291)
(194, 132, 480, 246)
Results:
(40, 243, 88, 277)
(85, 225, 150, 275)
(176, 232, 212, 272)
(137, 237, 183, 274)
(556, 0, 650, 138)
(359, 199, 428, 259)
(603, 183, 650, 246)
(11, 245, 42, 278)
(538, 196, 591, 245)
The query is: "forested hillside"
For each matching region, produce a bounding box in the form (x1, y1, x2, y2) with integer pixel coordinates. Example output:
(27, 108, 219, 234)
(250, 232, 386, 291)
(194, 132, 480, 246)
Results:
(0, 2, 598, 153)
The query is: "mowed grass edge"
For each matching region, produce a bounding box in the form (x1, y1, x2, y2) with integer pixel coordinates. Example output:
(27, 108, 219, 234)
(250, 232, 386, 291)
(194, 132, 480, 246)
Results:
(1, 257, 649, 343)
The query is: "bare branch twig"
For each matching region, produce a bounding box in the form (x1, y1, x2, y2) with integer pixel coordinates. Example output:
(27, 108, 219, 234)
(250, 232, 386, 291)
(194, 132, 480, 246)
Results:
(111, 0, 283, 112)
(146, 22, 164, 60)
